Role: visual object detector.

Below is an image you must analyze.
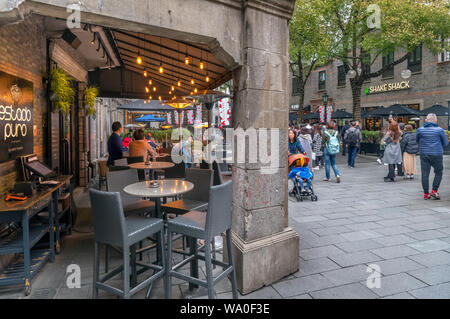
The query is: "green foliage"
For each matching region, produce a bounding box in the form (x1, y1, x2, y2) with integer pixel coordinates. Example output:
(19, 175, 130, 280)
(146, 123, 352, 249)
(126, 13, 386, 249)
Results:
(49, 67, 75, 113)
(84, 86, 99, 117)
(361, 130, 381, 144)
(445, 130, 450, 141)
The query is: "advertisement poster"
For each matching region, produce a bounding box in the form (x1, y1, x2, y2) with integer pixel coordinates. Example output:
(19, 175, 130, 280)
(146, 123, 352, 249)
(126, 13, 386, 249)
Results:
(0, 70, 34, 163)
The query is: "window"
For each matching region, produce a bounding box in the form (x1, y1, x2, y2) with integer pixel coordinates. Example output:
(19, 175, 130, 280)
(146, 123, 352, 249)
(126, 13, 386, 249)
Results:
(362, 51, 371, 75)
(438, 39, 450, 63)
(337, 65, 346, 87)
(292, 77, 301, 95)
(408, 44, 422, 73)
(318, 71, 326, 90)
(382, 52, 394, 78)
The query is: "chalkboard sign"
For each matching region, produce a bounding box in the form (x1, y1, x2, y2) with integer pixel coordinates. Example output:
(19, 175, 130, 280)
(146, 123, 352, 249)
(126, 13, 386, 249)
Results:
(0, 70, 34, 163)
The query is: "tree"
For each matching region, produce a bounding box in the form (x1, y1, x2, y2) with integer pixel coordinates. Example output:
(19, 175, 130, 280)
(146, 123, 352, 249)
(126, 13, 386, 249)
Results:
(289, 1, 332, 123)
(298, 0, 450, 120)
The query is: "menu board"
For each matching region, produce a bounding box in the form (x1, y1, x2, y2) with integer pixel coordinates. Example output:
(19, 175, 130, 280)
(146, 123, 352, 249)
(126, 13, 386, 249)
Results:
(0, 70, 34, 163)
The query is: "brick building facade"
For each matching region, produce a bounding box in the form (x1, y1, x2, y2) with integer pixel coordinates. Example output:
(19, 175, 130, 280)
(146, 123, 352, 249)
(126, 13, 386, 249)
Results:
(290, 46, 450, 129)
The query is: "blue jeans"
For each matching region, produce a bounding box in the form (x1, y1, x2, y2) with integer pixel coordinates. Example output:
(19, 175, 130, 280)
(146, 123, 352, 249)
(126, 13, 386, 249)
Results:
(347, 145, 359, 167)
(324, 148, 340, 179)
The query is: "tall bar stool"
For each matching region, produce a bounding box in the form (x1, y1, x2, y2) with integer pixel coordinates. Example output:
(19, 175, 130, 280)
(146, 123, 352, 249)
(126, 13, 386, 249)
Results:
(165, 180, 238, 299)
(89, 189, 166, 299)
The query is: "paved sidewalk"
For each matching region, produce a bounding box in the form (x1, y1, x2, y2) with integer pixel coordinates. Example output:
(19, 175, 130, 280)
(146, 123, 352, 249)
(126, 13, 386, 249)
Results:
(1, 154, 449, 299)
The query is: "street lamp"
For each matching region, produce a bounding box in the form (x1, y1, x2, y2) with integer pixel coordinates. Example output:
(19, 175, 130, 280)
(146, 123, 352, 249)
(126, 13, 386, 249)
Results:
(322, 93, 329, 107)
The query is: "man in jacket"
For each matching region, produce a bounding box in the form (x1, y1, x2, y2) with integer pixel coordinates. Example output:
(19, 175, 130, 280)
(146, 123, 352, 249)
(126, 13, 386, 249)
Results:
(107, 121, 123, 166)
(341, 121, 350, 156)
(344, 121, 362, 168)
(416, 113, 449, 200)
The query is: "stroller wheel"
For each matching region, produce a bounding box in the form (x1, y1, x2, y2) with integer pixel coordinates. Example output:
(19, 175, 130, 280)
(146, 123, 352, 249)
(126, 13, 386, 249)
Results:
(296, 193, 302, 202)
(311, 195, 318, 201)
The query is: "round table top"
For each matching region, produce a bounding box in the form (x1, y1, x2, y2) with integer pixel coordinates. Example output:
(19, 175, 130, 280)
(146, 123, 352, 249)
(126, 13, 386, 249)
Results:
(128, 161, 175, 170)
(123, 179, 194, 198)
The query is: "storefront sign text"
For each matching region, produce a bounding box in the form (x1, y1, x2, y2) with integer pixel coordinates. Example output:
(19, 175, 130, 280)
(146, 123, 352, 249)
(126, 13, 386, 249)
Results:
(365, 81, 410, 94)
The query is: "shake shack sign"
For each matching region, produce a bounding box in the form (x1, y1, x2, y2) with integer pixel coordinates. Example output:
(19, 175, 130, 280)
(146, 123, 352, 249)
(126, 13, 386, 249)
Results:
(365, 81, 410, 95)
(0, 70, 33, 163)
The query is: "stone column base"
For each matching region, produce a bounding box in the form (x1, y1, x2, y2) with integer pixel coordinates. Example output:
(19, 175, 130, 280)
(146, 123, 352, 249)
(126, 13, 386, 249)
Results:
(226, 227, 299, 295)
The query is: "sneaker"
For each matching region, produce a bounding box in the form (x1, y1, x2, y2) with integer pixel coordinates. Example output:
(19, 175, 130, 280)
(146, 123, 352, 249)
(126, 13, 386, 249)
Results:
(424, 193, 431, 200)
(377, 158, 382, 165)
(336, 176, 341, 183)
(384, 177, 395, 182)
(431, 190, 440, 200)
(323, 178, 329, 182)
(313, 166, 320, 170)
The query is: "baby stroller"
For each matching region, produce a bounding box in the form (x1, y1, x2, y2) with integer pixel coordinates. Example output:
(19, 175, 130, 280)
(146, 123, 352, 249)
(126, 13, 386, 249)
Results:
(288, 154, 318, 202)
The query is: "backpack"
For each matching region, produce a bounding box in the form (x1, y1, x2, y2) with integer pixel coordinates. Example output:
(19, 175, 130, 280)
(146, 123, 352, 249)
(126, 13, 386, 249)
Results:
(346, 129, 359, 147)
(325, 131, 340, 155)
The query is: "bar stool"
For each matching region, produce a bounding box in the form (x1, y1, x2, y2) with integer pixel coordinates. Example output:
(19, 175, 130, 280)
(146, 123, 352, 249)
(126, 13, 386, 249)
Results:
(165, 180, 238, 299)
(89, 189, 166, 299)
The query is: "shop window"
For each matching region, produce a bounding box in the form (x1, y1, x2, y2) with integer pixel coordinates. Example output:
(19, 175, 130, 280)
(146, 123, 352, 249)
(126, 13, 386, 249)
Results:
(438, 39, 450, 63)
(408, 44, 422, 73)
(382, 52, 394, 78)
(362, 50, 371, 75)
(337, 65, 346, 87)
(318, 71, 326, 91)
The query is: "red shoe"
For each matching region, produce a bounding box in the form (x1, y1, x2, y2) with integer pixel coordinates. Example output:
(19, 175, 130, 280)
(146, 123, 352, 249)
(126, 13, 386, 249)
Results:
(431, 190, 440, 200)
(424, 193, 431, 200)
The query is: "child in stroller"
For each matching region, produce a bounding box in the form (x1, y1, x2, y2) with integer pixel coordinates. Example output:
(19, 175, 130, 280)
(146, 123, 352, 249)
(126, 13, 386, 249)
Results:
(288, 153, 318, 202)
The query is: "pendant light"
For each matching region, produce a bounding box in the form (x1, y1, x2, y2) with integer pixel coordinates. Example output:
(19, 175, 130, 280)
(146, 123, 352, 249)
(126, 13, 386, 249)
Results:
(149, 79, 152, 85)
(206, 73, 210, 82)
(145, 87, 149, 93)
(143, 70, 148, 77)
(185, 44, 190, 65)
(136, 50, 142, 64)
(153, 86, 157, 92)
(158, 36, 164, 73)
(191, 79, 195, 85)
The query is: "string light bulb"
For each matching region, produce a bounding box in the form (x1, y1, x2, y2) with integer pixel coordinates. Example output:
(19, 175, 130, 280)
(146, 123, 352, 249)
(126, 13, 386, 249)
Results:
(149, 79, 152, 85)
(206, 74, 210, 82)
(145, 87, 149, 93)
(190, 79, 195, 85)
(143, 70, 147, 77)
(136, 51, 142, 64)
(158, 96, 162, 101)
(177, 80, 181, 87)
(194, 88, 198, 93)
(159, 63, 164, 74)
(185, 55, 190, 65)
(149, 95, 152, 100)
(153, 86, 157, 92)
(199, 61, 205, 70)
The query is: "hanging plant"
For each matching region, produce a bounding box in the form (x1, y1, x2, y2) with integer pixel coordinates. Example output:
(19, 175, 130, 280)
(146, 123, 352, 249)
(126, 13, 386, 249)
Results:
(84, 86, 99, 117)
(49, 67, 75, 113)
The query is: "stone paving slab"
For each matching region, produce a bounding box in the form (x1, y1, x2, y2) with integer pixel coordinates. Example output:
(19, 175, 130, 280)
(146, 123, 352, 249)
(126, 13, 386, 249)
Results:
(309, 283, 378, 299)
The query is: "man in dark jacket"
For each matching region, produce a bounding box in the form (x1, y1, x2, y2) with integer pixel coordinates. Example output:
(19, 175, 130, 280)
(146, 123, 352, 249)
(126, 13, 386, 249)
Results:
(416, 113, 449, 200)
(341, 121, 350, 156)
(344, 121, 362, 168)
(107, 121, 124, 166)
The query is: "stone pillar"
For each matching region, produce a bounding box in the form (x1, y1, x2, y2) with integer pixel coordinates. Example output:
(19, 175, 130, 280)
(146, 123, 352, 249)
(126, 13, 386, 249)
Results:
(231, 0, 299, 294)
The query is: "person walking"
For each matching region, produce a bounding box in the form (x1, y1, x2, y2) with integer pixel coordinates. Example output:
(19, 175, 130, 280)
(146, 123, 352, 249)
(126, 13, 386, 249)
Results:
(382, 121, 402, 182)
(400, 124, 419, 179)
(298, 127, 313, 170)
(312, 124, 324, 170)
(288, 129, 305, 155)
(341, 120, 350, 156)
(322, 121, 341, 183)
(107, 121, 123, 166)
(416, 113, 449, 199)
(344, 121, 362, 168)
(377, 124, 388, 165)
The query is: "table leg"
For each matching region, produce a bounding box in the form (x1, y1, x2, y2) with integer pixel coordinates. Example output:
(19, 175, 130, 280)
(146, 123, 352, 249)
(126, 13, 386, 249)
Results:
(48, 198, 55, 262)
(188, 236, 199, 290)
(22, 211, 31, 295)
(52, 190, 60, 255)
(155, 198, 162, 264)
(131, 244, 137, 288)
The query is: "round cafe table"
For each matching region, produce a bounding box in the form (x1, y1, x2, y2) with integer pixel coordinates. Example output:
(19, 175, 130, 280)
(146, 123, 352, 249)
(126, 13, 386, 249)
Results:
(123, 179, 196, 285)
(128, 161, 174, 180)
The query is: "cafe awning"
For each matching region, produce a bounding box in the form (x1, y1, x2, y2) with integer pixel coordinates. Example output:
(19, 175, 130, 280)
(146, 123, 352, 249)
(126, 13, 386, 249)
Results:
(421, 104, 449, 116)
(365, 104, 421, 117)
(135, 114, 166, 122)
(332, 110, 353, 119)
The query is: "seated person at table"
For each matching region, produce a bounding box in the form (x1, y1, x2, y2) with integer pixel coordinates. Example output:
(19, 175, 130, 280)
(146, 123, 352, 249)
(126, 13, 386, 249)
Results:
(107, 121, 124, 166)
(146, 131, 160, 149)
(129, 128, 157, 160)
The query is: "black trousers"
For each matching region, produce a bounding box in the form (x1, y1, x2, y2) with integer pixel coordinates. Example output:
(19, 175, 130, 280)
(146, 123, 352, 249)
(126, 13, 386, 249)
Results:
(387, 164, 396, 180)
(420, 155, 444, 193)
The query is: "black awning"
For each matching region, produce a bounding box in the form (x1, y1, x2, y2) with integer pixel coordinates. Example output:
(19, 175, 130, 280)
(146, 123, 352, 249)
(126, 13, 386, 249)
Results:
(365, 104, 421, 117)
(421, 104, 449, 116)
(332, 109, 353, 119)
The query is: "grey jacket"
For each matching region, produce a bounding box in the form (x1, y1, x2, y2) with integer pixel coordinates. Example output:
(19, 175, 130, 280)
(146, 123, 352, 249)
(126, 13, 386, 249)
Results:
(344, 127, 363, 147)
(382, 133, 402, 164)
(298, 134, 313, 169)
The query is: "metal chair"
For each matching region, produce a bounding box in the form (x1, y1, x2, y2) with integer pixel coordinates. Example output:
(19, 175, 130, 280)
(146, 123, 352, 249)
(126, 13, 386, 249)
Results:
(109, 165, 130, 172)
(163, 160, 186, 179)
(97, 160, 109, 190)
(127, 156, 145, 180)
(114, 158, 128, 166)
(89, 188, 166, 299)
(165, 180, 238, 299)
(212, 161, 224, 186)
(162, 168, 212, 215)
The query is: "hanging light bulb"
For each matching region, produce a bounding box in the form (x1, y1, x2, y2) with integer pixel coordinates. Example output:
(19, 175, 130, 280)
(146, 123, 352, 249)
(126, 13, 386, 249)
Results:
(136, 51, 142, 64)
(206, 74, 210, 82)
(159, 63, 164, 74)
(149, 95, 152, 100)
(145, 87, 149, 93)
(171, 85, 175, 91)
(199, 61, 205, 70)
(153, 86, 157, 92)
(185, 55, 190, 65)
(191, 79, 195, 85)
(143, 70, 147, 77)
(194, 88, 198, 93)
(149, 79, 152, 85)
(158, 96, 162, 101)
(90, 33, 96, 45)
(190, 92, 193, 95)
(177, 80, 181, 87)
(169, 91, 172, 95)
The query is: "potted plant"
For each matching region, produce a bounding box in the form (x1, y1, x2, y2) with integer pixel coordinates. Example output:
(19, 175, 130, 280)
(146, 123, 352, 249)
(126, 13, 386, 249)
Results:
(360, 130, 381, 154)
(49, 67, 75, 113)
(84, 86, 99, 116)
